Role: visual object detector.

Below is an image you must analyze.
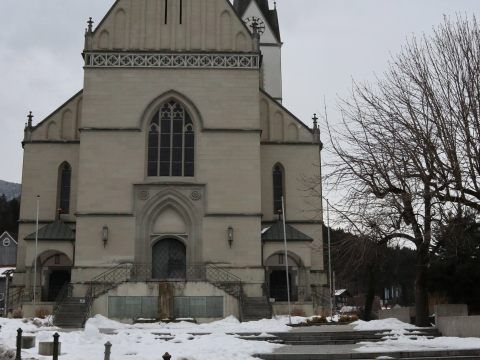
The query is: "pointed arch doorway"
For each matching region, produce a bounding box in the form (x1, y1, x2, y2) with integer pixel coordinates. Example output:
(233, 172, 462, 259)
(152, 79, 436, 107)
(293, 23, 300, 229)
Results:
(152, 238, 186, 280)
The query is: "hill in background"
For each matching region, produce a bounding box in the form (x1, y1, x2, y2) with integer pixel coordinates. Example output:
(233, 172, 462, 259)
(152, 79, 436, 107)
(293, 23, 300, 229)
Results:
(0, 180, 21, 200)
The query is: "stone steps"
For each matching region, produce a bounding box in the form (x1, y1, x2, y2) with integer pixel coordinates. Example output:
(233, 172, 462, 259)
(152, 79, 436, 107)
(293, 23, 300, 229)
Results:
(256, 349, 480, 360)
(265, 329, 440, 346)
(53, 297, 88, 328)
(242, 297, 272, 321)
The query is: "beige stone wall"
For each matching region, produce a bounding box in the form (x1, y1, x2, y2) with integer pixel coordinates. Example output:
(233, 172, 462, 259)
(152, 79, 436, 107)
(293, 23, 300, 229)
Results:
(260, 144, 322, 222)
(29, 91, 83, 141)
(16, 143, 79, 272)
(91, 0, 254, 53)
(259, 93, 313, 142)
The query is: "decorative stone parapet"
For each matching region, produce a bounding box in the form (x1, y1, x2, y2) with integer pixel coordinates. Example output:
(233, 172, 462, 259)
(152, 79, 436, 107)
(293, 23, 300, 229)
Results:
(84, 52, 260, 69)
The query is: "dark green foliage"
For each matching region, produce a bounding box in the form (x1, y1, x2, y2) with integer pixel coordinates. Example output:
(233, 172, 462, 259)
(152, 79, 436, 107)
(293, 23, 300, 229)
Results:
(0, 195, 20, 236)
(429, 213, 480, 314)
(323, 226, 416, 315)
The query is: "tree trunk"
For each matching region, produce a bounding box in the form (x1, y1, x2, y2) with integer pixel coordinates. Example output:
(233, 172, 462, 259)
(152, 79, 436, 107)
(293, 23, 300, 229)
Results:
(363, 266, 376, 321)
(415, 246, 430, 326)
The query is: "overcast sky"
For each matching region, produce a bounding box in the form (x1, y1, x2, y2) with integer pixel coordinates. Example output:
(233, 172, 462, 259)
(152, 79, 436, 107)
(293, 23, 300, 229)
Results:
(0, 0, 479, 184)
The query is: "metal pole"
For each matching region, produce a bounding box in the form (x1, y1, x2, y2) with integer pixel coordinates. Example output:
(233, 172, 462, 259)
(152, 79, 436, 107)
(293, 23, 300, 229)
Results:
(4, 273, 9, 317)
(15, 328, 22, 360)
(281, 196, 292, 325)
(52, 333, 60, 360)
(326, 198, 333, 317)
(33, 195, 40, 312)
(104, 341, 112, 360)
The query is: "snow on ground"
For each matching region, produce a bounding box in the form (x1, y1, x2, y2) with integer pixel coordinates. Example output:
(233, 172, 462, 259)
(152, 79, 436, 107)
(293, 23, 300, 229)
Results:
(0, 315, 305, 360)
(352, 318, 418, 331)
(353, 317, 480, 353)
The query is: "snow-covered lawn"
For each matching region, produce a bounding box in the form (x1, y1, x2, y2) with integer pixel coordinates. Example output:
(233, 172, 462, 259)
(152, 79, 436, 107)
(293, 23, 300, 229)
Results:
(0, 315, 305, 360)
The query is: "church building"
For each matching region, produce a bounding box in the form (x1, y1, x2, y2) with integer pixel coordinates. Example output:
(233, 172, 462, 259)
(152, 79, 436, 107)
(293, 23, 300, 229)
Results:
(13, 0, 326, 324)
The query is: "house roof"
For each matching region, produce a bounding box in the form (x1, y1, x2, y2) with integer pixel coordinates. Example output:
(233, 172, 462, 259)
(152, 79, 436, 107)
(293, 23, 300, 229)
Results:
(262, 221, 313, 242)
(24, 220, 75, 241)
(233, 0, 281, 42)
(0, 232, 17, 245)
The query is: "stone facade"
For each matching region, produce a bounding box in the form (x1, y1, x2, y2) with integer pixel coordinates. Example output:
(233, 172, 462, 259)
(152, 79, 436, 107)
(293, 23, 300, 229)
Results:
(14, 0, 326, 322)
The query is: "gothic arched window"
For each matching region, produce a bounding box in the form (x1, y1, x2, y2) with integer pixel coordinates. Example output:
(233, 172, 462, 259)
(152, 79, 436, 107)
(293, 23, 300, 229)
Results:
(273, 164, 285, 215)
(58, 162, 72, 214)
(148, 100, 195, 177)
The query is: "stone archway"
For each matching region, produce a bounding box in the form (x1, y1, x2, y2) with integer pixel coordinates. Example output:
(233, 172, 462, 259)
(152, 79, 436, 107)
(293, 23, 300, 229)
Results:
(135, 188, 202, 268)
(265, 252, 304, 302)
(34, 250, 72, 302)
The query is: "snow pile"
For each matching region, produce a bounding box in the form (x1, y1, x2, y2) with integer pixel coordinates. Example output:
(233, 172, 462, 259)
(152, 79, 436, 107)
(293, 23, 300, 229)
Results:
(0, 315, 291, 360)
(352, 318, 417, 331)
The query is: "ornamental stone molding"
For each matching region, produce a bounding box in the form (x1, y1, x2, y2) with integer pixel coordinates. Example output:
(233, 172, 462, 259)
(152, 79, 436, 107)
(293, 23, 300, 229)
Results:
(84, 53, 260, 69)
(190, 191, 202, 201)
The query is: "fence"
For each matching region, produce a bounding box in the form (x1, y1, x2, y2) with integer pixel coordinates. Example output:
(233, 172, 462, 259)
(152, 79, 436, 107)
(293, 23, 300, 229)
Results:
(14, 327, 173, 360)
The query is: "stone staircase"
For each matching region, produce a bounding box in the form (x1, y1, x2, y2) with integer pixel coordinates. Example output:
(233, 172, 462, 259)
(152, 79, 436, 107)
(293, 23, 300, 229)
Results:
(257, 349, 480, 359)
(268, 327, 441, 345)
(53, 263, 250, 327)
(241, 296, 272, 321)
(53, 296, 89, 328)
(254, 327, 480, 360)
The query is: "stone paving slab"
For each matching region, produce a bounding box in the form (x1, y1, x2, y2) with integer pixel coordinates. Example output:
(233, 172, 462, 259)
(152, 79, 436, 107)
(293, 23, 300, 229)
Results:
(256, 345, 480, 360)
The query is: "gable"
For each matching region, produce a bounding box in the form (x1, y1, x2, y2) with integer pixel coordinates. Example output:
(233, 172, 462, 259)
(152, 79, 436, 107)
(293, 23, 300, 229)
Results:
(259, 90, 314, 143)
(241, 0, 279, 44)
(0, 232, 17, 247)
(91, 0, 255, 52)
(29, 91, 83, 142)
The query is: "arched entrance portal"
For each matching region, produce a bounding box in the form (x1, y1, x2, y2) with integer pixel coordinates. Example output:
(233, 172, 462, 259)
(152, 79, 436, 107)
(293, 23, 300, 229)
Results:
(152, 238, 186, 280)
(265, 252, 304, 302)
(34, 250, 72, 302)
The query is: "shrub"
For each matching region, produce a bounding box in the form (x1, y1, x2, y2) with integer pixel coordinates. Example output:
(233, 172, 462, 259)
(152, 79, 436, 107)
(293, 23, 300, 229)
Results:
(35, 307, 51, 319)
(306, 316, 328, 325)
(338, 314, 359, 324)
(12, 308, 23, 319)
(291, 308, 306, 317)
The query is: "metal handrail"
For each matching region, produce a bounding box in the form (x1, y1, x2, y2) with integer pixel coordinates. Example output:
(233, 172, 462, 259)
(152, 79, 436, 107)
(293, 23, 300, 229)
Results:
(51, 283, 73, 324)
(83, 262, 246, 322)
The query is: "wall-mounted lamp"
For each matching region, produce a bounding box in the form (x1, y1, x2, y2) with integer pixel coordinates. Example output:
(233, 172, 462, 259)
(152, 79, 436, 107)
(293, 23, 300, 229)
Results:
(102, 225, 109, 247)
(227, 226, 234, 248)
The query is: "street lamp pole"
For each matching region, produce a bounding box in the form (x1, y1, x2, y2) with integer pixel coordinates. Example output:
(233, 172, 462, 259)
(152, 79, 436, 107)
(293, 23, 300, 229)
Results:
(281, 196, 292, 325)
(33, 195, 40, 312)
(326, 198, 334, 317)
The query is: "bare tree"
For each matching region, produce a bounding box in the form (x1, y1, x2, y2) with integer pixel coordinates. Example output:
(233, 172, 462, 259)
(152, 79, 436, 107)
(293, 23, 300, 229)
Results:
(325, 15, 480, 326)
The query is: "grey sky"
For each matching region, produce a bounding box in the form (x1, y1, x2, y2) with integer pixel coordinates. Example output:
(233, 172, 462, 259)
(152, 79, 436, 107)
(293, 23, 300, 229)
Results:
(1, 0, 479, 183)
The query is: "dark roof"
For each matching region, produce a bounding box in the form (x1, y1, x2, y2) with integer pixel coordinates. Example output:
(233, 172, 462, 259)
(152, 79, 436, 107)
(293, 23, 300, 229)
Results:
(262, 221, 313, 242)
(25, 220, 75, 241)
(233, 0, 281, 42)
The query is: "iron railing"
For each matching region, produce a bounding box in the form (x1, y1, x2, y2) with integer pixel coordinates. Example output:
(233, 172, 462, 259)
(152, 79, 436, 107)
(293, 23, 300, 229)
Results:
(51, 283, 74, 324)
(7, 287, 24, 313)
(84, 263, 245, 321)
